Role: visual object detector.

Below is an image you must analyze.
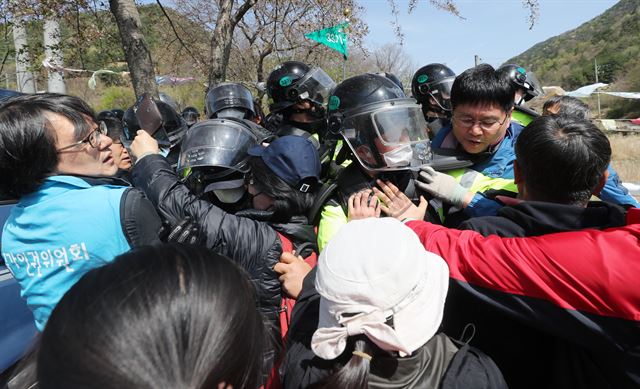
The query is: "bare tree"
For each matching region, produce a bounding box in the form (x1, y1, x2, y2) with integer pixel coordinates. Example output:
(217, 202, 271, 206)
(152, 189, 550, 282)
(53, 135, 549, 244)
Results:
(230, 0, 367, 85)
(109, 0, 158, 97)
(11, 18, 37, 92)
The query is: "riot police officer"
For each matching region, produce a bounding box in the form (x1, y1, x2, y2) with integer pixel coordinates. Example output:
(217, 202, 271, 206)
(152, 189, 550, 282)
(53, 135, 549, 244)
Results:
(411, 63, 456, 138)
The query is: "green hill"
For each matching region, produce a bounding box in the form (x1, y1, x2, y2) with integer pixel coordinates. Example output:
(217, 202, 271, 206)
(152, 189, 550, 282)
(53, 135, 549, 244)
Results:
(506, 0, 640, 118)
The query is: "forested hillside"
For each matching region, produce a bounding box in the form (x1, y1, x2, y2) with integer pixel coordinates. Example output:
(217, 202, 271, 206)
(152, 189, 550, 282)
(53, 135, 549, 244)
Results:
(507, 0, 640, 118)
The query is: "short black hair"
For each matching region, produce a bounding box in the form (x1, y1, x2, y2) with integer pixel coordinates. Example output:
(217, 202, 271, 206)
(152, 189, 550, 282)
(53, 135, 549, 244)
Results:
(515, 115, 611, 205)
(543, 95, 590, 121)
(451, 64, 515, 113)
(38, 244, 265, 389)
(102, 117, 125, 141)
(249, 157, 315, 222)
(0, 93, 96, 198)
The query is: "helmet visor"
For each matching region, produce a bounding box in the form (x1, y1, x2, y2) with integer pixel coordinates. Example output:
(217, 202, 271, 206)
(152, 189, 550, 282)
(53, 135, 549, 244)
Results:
(206, 84, 255, 118)
(341, 102, 432, 171)
(295, 67, 337, 106)
(178, 119, 258, 174)
(419, 78, 453, 111)
(523, 72, 544, 99)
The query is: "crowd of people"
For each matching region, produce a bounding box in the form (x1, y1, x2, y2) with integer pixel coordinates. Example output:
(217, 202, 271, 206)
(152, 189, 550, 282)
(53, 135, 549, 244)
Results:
(0, 60, 639, 389)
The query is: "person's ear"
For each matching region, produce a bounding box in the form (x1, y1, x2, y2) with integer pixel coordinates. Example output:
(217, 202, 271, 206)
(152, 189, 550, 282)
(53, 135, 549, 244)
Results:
(513, 160, 522, 184)
(513, 160, 526, 197)
(592, 168, 609, 196)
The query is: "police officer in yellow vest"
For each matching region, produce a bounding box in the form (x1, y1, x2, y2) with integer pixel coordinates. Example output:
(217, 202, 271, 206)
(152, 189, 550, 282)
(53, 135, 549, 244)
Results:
(497, 64, 543, 127)
(316, 73, 433, 251)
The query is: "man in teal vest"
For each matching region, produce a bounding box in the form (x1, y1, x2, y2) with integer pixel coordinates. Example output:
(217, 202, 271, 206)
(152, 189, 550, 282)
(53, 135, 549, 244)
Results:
(0, 94, 161, 331)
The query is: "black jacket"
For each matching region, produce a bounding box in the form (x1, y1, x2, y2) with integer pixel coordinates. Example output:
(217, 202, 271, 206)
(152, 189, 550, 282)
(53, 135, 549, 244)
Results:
(458, 200, 627, 237)
(132, 154, 318, 325)
(281, 269, 507, 389)
(444, 200, 630, 389)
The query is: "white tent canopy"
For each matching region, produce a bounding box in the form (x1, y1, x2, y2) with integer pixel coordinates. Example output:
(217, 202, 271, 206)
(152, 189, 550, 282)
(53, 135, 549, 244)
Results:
(566, 83, 640, 99)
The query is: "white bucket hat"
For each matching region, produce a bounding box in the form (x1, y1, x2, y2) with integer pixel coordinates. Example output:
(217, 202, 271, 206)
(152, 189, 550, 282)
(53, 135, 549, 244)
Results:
(311, 218, 450, 360)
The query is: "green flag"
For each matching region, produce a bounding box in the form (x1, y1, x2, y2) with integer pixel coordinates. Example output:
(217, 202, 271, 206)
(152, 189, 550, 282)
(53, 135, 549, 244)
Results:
(305, 23, 348, 59)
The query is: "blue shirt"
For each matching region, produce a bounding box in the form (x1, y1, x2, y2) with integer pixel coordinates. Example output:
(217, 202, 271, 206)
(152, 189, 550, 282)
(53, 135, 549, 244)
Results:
(1, 176, 132, 330)
(432, 123, 639, 216)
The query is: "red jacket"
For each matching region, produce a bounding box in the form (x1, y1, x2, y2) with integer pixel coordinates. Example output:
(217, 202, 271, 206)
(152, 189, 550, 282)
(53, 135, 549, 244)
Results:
(406, 209, 640, 388)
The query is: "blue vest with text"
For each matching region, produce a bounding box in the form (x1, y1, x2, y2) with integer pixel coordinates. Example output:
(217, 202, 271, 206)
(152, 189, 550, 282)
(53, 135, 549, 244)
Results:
(1, 176, 131, 331)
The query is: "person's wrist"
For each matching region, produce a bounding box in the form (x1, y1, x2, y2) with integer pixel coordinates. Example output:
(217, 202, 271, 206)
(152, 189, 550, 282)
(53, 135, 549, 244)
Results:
(450, 185, 470, 208)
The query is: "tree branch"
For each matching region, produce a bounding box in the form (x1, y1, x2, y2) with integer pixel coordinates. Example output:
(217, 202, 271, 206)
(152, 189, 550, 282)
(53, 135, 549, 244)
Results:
(155, 0, 207, 73)
(232, 0, 257, 26)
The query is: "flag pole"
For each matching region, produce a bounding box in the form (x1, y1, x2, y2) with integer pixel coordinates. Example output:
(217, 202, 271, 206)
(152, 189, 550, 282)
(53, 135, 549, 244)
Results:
(343, 8, 350, 82)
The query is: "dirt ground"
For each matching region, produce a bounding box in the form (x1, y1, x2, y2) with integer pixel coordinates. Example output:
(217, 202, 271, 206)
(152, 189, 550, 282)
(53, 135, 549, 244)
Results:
(609, 134, 640, 182)
(608, 133, 640, 201)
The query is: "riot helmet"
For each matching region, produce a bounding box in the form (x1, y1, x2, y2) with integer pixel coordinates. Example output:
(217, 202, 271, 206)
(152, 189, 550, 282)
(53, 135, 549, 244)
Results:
(158, 92, 179, 111)
(97, 110, 117, 121)
(111, 108, 125, 120)
(498, 64, 544, 104)
(122, 98, 187, 149)
(182, 106, 200, 127)
(374, 72, 404, 91)
(411, 63, 455, 116)
(179, 118, 260, 204)
(158, 100, 188, 147)
(327, 73, 431, 172)
(266, 61, 336, 114)
(205, 83, 255, 120)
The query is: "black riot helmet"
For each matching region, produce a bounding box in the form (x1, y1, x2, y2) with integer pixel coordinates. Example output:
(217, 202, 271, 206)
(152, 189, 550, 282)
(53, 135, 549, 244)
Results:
(181, 106, 200, 127)
(374, 72, 404, 91)
(411, 63, 455, 116)
(158, 92, 179, 111)
(97, 110, 117, 121)
(327, 73, 431, 172)
(205, 83, 255, 120)
(122, 98, 187, 149)
(111, 108, 125, 120)
(179, 118, 260, 204)
(498, 64, 544, 104)
(266, 61, 336, 114)
(158, 100, 188, 147)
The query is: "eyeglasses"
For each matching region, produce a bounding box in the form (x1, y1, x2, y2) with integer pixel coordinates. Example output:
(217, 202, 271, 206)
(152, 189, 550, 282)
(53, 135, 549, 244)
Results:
(57, 121, 108, 152)
(452, 113, 509, 131)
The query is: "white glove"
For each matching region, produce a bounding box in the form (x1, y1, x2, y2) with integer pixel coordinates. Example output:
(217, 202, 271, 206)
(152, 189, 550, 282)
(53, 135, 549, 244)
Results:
(416, 166, 469, 208)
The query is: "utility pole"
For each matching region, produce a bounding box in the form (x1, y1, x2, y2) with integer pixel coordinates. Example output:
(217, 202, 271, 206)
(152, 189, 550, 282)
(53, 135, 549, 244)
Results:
(594, 58, 601, 119)
(474, 55, 481, 66)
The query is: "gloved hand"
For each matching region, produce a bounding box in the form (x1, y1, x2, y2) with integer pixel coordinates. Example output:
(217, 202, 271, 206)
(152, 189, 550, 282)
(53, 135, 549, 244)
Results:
(416, 166, 469, 208)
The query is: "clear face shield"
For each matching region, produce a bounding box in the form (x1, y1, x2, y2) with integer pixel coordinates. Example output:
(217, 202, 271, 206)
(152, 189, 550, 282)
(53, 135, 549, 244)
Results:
(523, 71, 544, 101)
(341, 100, 432, 171)
(419, 78, 454, 113)
(291, 67, 337, 107)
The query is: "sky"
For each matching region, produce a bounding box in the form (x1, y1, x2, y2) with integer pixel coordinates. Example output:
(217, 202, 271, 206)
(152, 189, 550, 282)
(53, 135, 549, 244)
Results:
(361, 0, 619, 74)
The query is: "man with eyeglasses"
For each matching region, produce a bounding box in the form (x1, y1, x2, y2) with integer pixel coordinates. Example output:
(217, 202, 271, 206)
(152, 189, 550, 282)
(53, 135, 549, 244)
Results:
(0, 93, 161, 331)
(411, 64, 521, 225)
